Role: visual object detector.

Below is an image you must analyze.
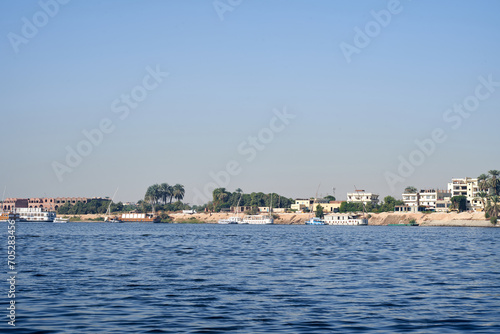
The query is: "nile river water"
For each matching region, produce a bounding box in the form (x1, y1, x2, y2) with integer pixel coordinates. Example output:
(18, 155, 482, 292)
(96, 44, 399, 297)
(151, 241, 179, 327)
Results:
(2, 222, 500, 333)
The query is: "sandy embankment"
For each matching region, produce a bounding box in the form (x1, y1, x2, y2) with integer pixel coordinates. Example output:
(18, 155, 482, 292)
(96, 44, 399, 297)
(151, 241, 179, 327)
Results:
(171, 211, 494, 227)
(367, 211, 491, 227)
(68, 211, 494, 227)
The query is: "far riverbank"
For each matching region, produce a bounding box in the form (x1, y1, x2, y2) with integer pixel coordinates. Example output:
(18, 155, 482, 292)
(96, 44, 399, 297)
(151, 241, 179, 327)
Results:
(64, 212, 495, 227)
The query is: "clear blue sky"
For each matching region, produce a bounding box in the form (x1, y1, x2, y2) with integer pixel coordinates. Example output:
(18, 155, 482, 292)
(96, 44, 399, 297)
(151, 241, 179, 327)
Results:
(1, 0, 499, 204)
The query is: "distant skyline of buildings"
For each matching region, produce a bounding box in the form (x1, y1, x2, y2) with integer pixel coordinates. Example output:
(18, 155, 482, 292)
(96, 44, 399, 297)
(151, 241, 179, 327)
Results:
(0, 176, 487, 213)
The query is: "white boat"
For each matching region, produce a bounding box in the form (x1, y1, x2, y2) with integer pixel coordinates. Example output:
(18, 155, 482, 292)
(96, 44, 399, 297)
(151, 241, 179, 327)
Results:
(104, 188, 123, 223)
(242, 215, 274, 225)
(323, 213, 368, 225)
(218, 192, 244, 224)
(305, 217, 326, 225)
(15, 208, 56, 222)
(53, 217, 69, 223)
(218, 216, 243, 224)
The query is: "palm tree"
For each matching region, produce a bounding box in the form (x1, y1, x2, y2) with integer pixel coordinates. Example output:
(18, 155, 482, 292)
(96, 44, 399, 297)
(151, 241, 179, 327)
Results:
(486, 195, 500, 223)
(488, 170, 500, 196)
(474, 191, 488, 211)
(173, 184, 185, 202)
(404, 186, 417, 194)
(159, 183, 170, 204)
(477, 174, 489, 192)
(145, 184, 161, 208)
(212, 188, 228, 211)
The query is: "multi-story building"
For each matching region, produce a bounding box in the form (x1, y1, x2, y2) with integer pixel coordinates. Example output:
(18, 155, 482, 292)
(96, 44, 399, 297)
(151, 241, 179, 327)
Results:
(2, 198, 28, 211)
(419, 189, 451, 211)
(3, 197, 107, 212)
(346, 190, 379, 205)
(447, 177, 482, 210)
(399, 189, 451, 212)
(402, 193, 419, 207)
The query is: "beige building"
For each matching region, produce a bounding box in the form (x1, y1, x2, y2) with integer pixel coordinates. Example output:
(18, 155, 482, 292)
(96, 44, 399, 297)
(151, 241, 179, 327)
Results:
(313, 201, 342, 213)
(291, 199, 314, 211)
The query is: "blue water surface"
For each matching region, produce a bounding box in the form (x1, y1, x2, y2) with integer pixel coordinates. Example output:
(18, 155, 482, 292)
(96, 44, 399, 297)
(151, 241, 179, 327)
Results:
(1, 222, 499, 333)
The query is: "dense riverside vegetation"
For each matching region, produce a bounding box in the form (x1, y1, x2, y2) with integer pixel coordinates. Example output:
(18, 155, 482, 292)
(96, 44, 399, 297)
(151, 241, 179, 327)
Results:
(339, 196, 404, 213)
(140, 183, 187, 213)
(205, 188, 294, 213)
(56, 199, 133, 215)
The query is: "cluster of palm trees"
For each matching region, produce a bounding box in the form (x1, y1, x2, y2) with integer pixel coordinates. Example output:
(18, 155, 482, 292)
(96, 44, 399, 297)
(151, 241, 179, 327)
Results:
(145, 183, 185, 205)
(476, 170, 500, 224)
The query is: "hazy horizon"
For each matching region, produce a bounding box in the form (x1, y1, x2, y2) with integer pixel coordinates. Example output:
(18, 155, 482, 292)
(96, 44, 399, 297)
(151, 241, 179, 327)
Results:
(2, 1, 499, 205)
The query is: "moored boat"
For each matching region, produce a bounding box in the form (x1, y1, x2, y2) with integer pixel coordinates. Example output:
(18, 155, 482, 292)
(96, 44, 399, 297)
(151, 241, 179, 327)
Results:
(120, 213, 160, 223)
(0, 212, 20, 222)
(53, 217, 69, 223)
(218, 216, 242, 224)
(388, 222, 419, 226)
(324, 213, 368, 225)
(305, 217, 326, 225)
(242, 215, 274, 224)
(15, 208, 56, 222)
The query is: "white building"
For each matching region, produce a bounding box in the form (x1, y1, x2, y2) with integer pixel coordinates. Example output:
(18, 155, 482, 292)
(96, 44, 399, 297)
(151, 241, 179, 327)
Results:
(402, 193, 419, 207)
(400, 189, 451, 212)
(447, 177, 482, 210)
(346, 190, 379, 205)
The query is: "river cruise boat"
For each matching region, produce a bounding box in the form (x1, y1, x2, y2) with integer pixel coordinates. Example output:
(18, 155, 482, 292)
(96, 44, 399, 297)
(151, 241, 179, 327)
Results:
(120, 213, 160, 223)
(15, 208, 56, 222)
(323, 213, 368, 225)
(305, 217, 326, 225)
(218, 216, 243, 224)
(242, 215, 274, 225)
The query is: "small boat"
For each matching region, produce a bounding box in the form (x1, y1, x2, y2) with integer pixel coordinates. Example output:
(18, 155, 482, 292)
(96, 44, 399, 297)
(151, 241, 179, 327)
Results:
(53, 217, 69, 223)
(0, 212, 20, 222)
(104, 188, 122, 223)
(388, 222, 419, 226)
(305, 217, 326, 225)
(104, 217, 122, 223)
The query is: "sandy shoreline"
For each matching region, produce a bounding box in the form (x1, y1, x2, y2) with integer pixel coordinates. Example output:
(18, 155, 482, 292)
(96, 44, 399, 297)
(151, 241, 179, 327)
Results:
(65, 212, 497, 227)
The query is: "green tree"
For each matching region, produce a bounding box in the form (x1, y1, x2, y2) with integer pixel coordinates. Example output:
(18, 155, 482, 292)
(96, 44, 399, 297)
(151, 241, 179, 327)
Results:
(477, 174, 489, 192)
(488, 170, 500, 196)
(486, 196, 499, 224)
(159, 183, 171, 204)
(173, 184, 185, 202)
(315, 204, 324, 218)
(324, 195, 336, 201)
(474, 192, 488, 211)
(404, 186, 417, 193)
(451, 195, 467, 212)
